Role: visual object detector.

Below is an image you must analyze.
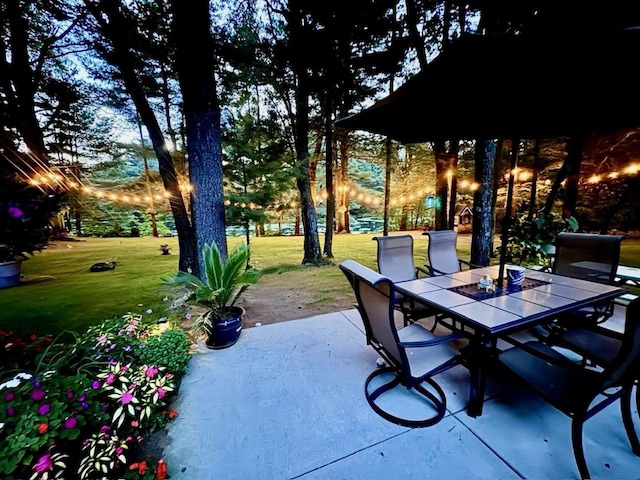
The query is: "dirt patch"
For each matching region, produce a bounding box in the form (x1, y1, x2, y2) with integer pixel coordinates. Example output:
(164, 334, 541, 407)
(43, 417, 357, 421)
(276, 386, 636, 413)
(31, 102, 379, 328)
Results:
(239, 281, 355, 328)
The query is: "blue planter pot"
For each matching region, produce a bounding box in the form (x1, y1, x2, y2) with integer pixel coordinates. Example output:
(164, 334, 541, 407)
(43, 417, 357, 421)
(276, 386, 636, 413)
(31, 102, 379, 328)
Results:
(205, 306, 244, 349)
(0, 260, 22, 289)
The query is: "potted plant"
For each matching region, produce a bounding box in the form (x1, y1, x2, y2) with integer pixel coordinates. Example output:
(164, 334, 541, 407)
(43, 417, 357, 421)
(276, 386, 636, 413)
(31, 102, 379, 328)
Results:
(503, 210, 579, 267)
(0, 177, 63, 288)
(164, 242, 261, 349)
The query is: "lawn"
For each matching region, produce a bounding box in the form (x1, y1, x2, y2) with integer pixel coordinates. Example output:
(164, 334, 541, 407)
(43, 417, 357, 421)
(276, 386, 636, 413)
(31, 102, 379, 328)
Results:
(2, 233, 639, 337)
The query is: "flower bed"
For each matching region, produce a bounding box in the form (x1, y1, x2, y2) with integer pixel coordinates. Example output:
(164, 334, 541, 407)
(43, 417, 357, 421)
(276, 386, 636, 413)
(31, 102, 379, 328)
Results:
(0, 310, 191, 479)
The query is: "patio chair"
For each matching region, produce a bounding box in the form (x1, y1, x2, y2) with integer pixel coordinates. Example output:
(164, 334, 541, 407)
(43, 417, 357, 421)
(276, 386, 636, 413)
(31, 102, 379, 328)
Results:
(550, 232, 624, 328)
(424, 230, 478, 275)
(339, 259, 463, 427)
(373, 235, 434, 325)
(498, 297, 640, 480)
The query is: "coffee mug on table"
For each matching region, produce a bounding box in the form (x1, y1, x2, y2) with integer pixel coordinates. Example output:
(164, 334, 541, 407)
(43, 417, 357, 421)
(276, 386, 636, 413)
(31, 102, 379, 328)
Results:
(506, 265, 525, 287)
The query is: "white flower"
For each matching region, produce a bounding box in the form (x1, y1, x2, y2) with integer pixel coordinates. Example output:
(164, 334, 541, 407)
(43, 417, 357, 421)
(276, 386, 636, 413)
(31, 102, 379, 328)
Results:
(0, 378, 20, 390)
(15, 372, 32, 380)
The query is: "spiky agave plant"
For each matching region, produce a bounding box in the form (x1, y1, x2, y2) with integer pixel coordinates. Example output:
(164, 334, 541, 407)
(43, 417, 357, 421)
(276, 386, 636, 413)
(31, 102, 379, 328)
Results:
(165, 242, 261, 323)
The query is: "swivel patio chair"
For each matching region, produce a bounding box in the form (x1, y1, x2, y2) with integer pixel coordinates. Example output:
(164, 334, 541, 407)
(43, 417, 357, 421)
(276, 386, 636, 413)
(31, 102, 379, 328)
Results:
(373, 235, 434, 325)
(424, 230, 478, 276)
(339, 259, 463, 427)
(497, 297, 640, 480)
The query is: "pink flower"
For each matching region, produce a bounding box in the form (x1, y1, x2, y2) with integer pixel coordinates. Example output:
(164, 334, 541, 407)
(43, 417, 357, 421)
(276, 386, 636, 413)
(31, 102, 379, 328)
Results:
(66, 390, 74, 399)
(37, 403, 50, 415)
(31, 389, 45, 401)
(6, 407, 15, 417)
(97, 335, 108, 346)
(64, 417, 78, 429)
(91, 380, 101, 390)
(145, 366, 159, 378)
(121, 391, 133, 405)
(157, 387, 166, 399)
(185, 312, 192, 320)
(5, 392, 14, 401)
(33, 453, 52, 473)
(105, 373, 116, 385)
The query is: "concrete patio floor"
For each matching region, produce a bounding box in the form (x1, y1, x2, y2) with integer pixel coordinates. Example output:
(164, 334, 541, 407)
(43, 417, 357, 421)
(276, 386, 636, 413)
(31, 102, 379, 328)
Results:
(163, 306, 640, 480)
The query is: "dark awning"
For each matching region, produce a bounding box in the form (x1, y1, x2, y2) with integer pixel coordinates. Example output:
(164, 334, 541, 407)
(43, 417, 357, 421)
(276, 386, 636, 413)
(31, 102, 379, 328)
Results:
(335, 29, 640, 143)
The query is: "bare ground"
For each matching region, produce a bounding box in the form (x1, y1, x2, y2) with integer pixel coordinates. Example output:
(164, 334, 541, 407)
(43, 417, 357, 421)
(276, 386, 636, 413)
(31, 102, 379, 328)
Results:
(239, 279, 355, 328)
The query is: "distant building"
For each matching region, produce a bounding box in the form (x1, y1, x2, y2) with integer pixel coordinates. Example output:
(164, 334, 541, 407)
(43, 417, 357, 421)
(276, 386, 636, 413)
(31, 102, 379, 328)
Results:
(453, 204, 473, 233)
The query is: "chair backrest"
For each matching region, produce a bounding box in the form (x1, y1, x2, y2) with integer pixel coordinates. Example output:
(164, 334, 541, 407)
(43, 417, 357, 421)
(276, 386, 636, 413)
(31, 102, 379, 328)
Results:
(339, 260, 406, 370)
(426, 230, 461, 275)
(373, 235, 417, 282)
(552, 232, 624, 284)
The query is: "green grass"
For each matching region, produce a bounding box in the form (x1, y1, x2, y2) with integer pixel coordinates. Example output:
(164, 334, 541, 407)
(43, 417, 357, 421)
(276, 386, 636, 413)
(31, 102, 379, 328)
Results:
(2, 233, 639, 337)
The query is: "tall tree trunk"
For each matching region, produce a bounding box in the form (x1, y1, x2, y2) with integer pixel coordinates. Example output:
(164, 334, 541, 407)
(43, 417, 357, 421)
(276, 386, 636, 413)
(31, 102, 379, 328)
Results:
(543, 138, 582, 216)
(5, 0, 49, 171)
(289, 0, 322, 264)
(447, 140, 459, 230)
(86, 0, 197, 273)
(336, 128, 350, 233)
(562, 135, 585, 217)
(527, 138, 541, 220)
(490, 139, 504, 256)
(433, 140, 449, 230)
(171, 0, 226, 277)
(323, 101, 335, 258)
(471, 139, 495, 266)
(383, 136, 393, 235)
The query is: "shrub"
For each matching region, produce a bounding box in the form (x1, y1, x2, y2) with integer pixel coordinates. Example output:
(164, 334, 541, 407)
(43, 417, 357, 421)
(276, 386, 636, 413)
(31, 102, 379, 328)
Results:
(138, 328, 191, 378)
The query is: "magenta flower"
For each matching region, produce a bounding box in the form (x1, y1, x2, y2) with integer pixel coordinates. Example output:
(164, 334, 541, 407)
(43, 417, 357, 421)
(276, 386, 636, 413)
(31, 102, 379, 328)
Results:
(120, 391, 133, 405)
(77, 394, 86, 402)
(157, 387, 166, 399)
(105, 373, 116, 385)
(8, 205, 24, 219)
(100, 425, 111, 433)
(33, 453, 52, 473)
(91, 380, 101, 390)
(63, 417, 78, 429)
(66, 390, 74, 399)
(4, 392, 14, 401)
(7, 407, 15, 417)
(34, 381, 42, 388)
(145, 366, 159, 378)
(31, 389, 45, 401)
(38, 404, 51, 415)
(116, 447, 124, 455)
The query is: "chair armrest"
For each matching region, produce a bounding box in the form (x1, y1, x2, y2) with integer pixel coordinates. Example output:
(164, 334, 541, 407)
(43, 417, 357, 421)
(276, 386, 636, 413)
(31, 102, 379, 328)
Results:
(400, 332, 463, 348)
(459, 259, 482, 269)
(499, 338, 586, 370)
(425, 264, 446, 276)
(415, 266, 430, 277)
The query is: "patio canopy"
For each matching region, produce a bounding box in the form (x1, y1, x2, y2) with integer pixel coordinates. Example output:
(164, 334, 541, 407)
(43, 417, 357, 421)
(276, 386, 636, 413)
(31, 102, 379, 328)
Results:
(335, 28, 640, 143)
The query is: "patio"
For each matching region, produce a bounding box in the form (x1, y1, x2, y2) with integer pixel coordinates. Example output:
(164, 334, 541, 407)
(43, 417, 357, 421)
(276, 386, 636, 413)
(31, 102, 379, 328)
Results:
(163, 305, 639, 479)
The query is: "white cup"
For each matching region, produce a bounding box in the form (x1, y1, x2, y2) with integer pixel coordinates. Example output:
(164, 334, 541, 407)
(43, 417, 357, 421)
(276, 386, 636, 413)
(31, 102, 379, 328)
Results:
(506, 265, 525, 287)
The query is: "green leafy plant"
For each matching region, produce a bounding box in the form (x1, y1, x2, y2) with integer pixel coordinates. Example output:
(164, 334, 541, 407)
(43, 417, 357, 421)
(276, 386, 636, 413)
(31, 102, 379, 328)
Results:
(164, 242, 261, 323)
(503, 211, 579, 267)
(138, 328, 191, 377)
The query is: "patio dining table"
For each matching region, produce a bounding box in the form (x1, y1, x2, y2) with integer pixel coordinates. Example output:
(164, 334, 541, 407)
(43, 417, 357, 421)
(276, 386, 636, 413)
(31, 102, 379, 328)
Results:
(395, 266, 628, 417)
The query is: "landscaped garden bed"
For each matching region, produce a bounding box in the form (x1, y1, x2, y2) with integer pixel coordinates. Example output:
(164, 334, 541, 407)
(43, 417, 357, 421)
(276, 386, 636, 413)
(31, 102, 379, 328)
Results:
(0, 309, 191, 479)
